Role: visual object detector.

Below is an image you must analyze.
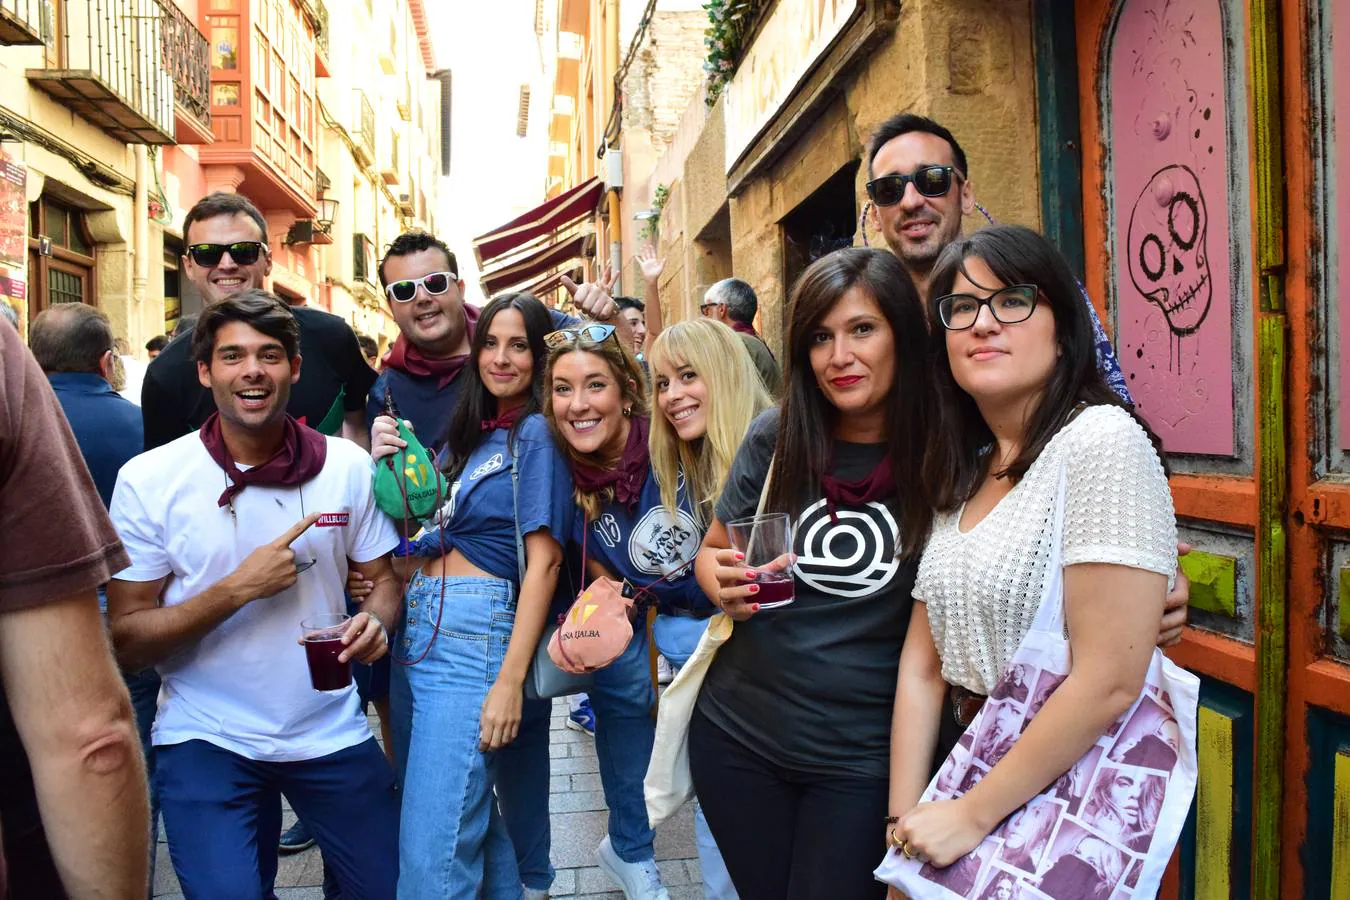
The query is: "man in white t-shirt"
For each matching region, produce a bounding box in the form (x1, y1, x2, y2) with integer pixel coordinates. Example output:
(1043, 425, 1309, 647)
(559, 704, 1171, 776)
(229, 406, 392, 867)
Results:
(106, 291, 402, 899)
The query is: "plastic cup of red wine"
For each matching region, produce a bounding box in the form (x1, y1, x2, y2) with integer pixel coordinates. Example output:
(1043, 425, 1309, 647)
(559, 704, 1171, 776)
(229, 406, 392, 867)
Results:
(300, 613, 353, 691)
(726, 512, 795, 610)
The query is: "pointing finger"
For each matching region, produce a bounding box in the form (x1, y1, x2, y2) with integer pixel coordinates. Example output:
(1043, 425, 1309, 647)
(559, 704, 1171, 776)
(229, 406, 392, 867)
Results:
(275, 512, 323, 547)
(560, 275, 579, 297)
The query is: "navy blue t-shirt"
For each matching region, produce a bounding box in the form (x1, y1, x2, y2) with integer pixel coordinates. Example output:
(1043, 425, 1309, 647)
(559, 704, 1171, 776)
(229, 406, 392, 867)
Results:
(411, 414, 574, 582)
(574, 465, 713, 616)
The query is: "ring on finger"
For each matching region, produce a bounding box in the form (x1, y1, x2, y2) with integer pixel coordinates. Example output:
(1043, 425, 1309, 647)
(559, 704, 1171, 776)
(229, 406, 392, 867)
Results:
(902, 842, 919, 860)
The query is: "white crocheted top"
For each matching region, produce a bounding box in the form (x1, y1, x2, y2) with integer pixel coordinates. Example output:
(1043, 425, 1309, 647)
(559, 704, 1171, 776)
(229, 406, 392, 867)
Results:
(915, 405, 1177, 695)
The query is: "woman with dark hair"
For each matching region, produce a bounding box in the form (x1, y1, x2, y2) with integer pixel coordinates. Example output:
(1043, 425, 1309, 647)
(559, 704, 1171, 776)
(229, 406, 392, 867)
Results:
(888, 225, 1177, 869)
(693, 247, 932, 898)
(369, 292, 574, 898)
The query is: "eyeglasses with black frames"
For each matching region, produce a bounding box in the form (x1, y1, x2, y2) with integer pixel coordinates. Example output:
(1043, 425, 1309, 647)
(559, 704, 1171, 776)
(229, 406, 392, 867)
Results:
(935, 284, 1040, 331)
(865, 165, 962, 207)
(187, 241, 268, 268)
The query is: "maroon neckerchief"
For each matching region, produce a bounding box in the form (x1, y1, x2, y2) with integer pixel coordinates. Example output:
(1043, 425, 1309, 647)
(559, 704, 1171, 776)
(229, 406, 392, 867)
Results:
(820, 455, 895, 523)
(570, 415, 650, 511)
(730, 319, 775, 358)
(481, 405, 521, 432)
(383, 303, 482, 390)
(199, 412, 328, 509)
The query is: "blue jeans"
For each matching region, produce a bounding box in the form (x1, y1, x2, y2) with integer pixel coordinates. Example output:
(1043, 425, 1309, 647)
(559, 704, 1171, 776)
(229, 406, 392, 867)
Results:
(155, 738, 398, 900)
(495, 695, 554, 891)
(124, 667, 161, 900)
(590, 620, 657, 863)
(389, 572, 523, 899)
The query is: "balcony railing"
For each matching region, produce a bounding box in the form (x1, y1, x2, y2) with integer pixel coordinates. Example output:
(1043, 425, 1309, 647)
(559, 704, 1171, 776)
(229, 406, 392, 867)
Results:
(27, 0, 174, 144)
(313, 0, 327, 57)
(154, 0, 209, 128)
(352, 89, 375, 167)
(0, 0, 49, 44)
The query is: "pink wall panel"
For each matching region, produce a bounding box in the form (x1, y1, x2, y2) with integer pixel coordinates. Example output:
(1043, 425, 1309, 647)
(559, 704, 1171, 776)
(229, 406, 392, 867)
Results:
(1336, 0, 1350, 449)
(1109, 0, 1235, 455)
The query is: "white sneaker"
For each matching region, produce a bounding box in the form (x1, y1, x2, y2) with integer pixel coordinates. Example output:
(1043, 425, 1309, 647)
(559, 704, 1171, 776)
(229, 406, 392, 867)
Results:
(656, 655, 674, 685)
(596, 836, 670, 900)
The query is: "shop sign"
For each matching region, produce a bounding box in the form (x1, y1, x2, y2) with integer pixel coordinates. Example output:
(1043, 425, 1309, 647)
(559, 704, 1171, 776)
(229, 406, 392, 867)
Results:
(724, 0, 865, 173)
(0, 148, 27, 325)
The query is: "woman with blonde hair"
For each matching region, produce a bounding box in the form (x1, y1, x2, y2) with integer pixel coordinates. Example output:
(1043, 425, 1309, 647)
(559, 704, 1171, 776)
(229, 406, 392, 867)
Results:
(646, 318, 772, 899)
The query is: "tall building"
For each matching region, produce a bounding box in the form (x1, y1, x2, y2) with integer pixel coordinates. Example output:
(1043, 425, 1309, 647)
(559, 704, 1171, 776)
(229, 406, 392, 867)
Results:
(157, 0, 442, 350)
(0, 0, 209, 345)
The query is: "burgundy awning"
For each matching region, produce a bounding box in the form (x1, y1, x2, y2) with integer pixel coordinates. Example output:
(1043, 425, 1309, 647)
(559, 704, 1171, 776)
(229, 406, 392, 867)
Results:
(480, 233, 589, 296)
(472, 177, 605, 267)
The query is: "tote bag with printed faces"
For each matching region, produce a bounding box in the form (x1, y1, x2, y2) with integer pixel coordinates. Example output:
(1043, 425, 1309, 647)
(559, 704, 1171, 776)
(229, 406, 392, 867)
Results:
(876, 469, 1199, 900)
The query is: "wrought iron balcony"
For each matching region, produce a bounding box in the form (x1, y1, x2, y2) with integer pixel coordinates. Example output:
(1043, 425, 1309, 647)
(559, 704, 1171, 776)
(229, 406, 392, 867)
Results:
(27, 0, 174, 144)
(0, 0, 49, 44)
(154, 0, 210, 137)
(352, 89, 376, 167)
(313, 0, 327, 58)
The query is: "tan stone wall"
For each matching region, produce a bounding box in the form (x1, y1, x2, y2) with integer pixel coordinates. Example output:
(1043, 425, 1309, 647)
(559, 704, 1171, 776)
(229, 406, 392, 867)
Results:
(646, 0, 1041, 355)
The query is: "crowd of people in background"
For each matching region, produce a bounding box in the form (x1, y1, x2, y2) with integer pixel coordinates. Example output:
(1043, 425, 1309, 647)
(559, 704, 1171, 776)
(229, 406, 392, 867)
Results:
(0, 111, 1193, 900)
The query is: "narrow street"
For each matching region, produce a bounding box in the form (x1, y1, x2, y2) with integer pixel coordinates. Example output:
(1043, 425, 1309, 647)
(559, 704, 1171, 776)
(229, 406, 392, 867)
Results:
(152, 700, 705, 899)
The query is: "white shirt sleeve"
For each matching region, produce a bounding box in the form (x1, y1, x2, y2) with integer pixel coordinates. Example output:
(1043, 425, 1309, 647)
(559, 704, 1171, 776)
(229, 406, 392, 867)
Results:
(1061, 406, 1177, 580)
(108, 465, 173, 582)
(347, 455, 400, 564)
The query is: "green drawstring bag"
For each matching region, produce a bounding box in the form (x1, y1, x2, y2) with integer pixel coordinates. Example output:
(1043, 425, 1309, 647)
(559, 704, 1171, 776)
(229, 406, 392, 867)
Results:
(373, 417, 448, 521)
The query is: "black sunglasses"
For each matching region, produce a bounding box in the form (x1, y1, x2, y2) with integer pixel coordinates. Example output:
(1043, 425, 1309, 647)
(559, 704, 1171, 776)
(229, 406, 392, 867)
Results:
(543, 323, 618, 350)
(187, 241, 267, 268)
(385, 271, 457, 304)
(865, 165, 961, 207)
(936, 284, 1040, 331)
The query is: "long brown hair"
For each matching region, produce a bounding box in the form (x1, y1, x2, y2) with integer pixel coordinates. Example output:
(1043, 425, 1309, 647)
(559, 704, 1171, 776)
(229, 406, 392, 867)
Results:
(543, 332, 648, 520)
(764, 248, 932, 559)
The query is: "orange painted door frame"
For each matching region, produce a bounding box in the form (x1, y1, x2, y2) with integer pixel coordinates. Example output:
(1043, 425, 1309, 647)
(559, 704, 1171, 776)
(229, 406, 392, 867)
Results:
(1073, 1, 1350, 898)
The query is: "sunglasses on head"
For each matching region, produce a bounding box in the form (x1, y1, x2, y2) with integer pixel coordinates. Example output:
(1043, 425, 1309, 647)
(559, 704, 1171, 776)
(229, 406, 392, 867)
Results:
(384, 271, 458, 303)
(936, 284, 1040, 331)
(187, 241, 267, 268)
(865, 165, 961, 207)
(543, 323, 618, 350)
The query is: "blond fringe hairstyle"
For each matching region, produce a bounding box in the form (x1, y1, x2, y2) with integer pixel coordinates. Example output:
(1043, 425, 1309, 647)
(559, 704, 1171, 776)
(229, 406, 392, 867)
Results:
(647, 319, 773, 530)
(543, 333, 649, 521)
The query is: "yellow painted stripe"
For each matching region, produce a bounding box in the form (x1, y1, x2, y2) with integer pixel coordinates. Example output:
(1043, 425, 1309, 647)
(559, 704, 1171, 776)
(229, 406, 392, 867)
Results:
(1333, 751, 1350, 900)
(1196, 706, 1234, 900)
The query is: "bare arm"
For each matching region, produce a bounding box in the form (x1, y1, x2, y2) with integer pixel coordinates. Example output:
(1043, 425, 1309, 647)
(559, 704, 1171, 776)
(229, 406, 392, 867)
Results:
(0, 591, 149, 900)
(638, 245, 666, 340)
(480, 529, 563, 750)
(108, 513, 322, 671)
(896, 563, 1165, 865)
(889, 604, 947, 822)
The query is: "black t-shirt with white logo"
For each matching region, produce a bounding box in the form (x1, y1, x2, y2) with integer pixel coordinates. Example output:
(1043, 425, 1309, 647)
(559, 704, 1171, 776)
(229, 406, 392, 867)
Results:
(697, 409, 917, 780)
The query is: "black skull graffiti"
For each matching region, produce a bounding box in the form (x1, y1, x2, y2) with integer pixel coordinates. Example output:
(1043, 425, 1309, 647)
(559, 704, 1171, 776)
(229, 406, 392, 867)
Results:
(1125, 164, 1212, 336)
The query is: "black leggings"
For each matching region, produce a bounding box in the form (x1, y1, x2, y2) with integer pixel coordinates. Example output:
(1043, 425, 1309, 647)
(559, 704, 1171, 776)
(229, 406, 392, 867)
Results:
(688, 707, 888, 900)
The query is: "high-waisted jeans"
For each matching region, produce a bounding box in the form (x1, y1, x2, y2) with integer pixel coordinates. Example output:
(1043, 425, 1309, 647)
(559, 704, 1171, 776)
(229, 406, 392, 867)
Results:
(390, 571, 523, 900)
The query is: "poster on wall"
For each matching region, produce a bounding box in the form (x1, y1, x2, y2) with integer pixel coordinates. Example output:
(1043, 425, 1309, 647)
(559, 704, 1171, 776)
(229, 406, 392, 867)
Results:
(0, 147, 26, 329)
(1336, 0, 1350, 450)
(1109, 0, 1236, 456)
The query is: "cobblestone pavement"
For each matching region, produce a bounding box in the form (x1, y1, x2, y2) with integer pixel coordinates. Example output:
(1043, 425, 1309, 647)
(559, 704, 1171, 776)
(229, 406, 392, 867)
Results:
(153, 699, 704, 899)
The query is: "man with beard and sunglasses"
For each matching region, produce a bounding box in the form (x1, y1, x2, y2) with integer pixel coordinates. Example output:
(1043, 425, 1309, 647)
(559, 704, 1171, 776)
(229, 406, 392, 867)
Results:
(105, 292, 402, 899)
(141, 192, 376, 452)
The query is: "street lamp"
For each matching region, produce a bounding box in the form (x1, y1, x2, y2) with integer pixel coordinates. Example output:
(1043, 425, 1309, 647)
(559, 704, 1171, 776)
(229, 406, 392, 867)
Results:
(317, 195, 339, 231)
